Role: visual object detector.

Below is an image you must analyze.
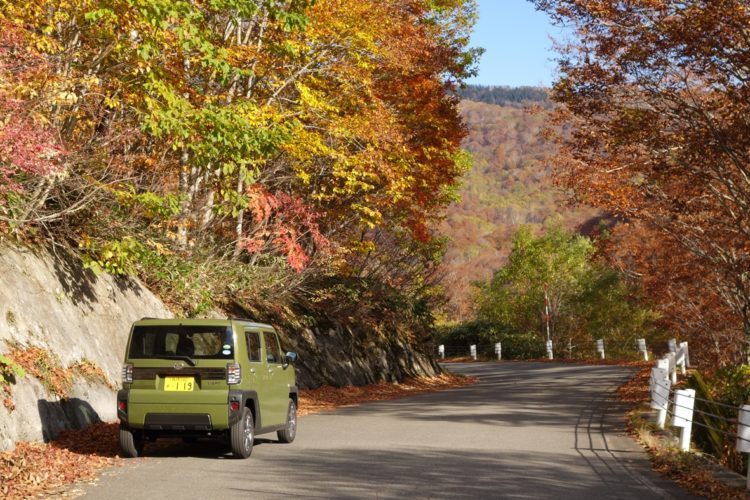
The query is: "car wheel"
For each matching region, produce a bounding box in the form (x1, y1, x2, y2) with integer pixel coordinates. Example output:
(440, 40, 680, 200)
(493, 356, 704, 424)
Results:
(277, 399, 297, 444)
(119, 425, 145, 458)
(230, 407, 254, 458)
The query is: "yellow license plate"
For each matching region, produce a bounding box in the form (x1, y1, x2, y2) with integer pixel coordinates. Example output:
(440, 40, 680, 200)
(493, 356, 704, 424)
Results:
(164, 377, 195, 391)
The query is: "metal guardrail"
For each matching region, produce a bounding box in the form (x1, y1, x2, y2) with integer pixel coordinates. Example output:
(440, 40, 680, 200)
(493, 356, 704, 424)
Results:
(648, 342, 750, 491)
(437, 337, 653, 361)
(438, 337, 749, 490)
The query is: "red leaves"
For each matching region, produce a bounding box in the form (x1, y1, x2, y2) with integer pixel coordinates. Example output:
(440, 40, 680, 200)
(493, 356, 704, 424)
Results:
(242, 185, 329, 272)
(0, 23, 65, 194)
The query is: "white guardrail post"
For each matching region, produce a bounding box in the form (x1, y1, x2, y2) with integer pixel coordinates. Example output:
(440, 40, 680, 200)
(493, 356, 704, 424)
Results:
(672, 389, 695, 452)
(637, 338, 648, 361)
(666, 352, 677, 384)
(680, 341, 690, 370)
(668, 338, 677, 353)
(596, 339, 605, 359)
(737, 405, 750, 491)
(546, 340, 553, 360)
(494, 342, 502, 361)
(438, 344, 445, 360)
(650, 364, 670, 429)
(470, 344, 477, 361)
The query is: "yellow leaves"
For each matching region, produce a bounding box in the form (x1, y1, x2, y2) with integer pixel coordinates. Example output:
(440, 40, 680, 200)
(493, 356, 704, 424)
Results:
(297, 82, 339, 114)
(103, 96, 120, 109)
(32, 35, 63, 54)
(53, 90, 78, 105)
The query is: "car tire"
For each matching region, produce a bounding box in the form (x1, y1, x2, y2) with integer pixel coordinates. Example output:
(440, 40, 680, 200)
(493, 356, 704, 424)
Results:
(230, 407, 254, 458)
(277, 399, 297, 444)
(119, 425, 145, 458)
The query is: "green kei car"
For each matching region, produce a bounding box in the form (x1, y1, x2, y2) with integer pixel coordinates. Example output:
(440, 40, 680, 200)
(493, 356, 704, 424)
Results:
(117, 318, 298, 459)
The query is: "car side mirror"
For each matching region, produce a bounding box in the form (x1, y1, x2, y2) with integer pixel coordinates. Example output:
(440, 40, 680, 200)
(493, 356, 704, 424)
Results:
(285, 352, 297, 365)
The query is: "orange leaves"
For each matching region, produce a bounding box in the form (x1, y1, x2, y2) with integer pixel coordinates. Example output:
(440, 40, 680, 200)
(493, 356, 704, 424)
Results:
(0, 375, 475, 498)
(0, 423, 121, 499)
(7, 346, 113, 400)
(533, 0, 750, 367)
(297, 372, 477, 416)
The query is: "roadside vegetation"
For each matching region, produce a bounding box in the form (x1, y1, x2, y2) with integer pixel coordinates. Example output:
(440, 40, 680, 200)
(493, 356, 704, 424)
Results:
(437, 225, 662, 360)
(0, 0, 481, 374)
(619, 367, 749, 499)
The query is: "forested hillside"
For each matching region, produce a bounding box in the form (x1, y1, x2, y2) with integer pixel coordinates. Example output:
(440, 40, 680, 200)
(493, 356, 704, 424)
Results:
(457, 84, 550, 107)
(439, 95, 597, 320)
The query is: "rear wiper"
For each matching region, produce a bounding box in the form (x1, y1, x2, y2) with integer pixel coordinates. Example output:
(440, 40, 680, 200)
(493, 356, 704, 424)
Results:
(153, 355, 196, 366)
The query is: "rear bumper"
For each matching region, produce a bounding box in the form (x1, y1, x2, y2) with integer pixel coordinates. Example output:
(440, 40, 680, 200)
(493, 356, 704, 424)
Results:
(122, 402, 229, 430)
(143, 413, 212, 431)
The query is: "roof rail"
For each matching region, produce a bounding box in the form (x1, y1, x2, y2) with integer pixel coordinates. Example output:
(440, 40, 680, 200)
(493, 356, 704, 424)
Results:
(140, 317, 161, 320)
(228, 316, 255, 322)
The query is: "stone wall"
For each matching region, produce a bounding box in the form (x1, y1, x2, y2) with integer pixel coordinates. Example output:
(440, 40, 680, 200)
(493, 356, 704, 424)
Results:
(0, 245, 439, 451)
(0, 246, 170, 451)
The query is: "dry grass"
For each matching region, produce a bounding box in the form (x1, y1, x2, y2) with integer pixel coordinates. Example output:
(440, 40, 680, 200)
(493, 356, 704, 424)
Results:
(617, 366, 749, 499)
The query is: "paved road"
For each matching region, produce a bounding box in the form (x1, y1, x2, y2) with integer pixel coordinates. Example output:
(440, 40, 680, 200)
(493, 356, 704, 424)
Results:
(74, 362, 697, 499)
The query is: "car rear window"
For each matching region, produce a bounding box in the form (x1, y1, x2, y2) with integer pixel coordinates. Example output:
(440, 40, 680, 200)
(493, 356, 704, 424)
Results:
(128, 325, 234, 360)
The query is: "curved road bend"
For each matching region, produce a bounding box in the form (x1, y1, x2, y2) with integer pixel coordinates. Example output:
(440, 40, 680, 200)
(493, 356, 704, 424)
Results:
(75, 362, 698, 499)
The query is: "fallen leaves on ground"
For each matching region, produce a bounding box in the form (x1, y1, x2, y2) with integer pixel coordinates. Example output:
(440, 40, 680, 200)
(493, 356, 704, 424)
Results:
(0, 372, 476, 498)
(297, 372, 477, 416)
(617, 367, 749, 499)
(0, 422, 121, 499)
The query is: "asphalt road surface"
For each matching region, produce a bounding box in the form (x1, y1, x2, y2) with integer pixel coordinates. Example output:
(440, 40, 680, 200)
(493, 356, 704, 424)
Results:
(74, 362, 697, 499)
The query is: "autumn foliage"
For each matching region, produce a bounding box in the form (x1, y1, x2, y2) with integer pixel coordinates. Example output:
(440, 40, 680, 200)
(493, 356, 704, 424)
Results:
(533, 0, 750, 367)
(0, 1, 479, 332)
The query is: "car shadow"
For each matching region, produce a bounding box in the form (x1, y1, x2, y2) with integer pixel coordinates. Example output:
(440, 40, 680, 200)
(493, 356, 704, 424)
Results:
(143, 436, 284, 459)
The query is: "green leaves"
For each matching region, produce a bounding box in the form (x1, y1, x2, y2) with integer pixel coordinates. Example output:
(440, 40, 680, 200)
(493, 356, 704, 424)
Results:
(475, 225, 657, 351)
(0, 354, 26, 383)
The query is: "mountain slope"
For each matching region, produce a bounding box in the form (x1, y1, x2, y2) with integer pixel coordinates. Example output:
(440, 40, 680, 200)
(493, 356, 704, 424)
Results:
(439, 98, 598, 320)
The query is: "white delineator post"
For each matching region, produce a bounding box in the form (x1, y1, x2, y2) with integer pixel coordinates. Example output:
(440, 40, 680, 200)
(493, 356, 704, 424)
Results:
(637, 338, 648, 361)
(543, 284, 552, 359)
(596, 339, 605, 360)
(650, 365, 670, 429)
(668, 338, 677, 353)
(680, 341, 690, 372)
(494, 342, 502, 361)
(672, 389, 696, 452)
(666, 352, 677, 384)
(736, 405, 750, 491)
(470, 344, 477, 361)
(438, 345, 445, 360)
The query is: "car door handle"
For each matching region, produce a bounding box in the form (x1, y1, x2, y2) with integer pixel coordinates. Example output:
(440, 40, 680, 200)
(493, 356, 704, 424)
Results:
(249, 368, 256, 374)
(267, 368, 273, 374)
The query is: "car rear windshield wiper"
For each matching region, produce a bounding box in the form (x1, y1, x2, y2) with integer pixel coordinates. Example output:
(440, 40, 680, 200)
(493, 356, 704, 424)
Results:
(152, 355, 196, 366)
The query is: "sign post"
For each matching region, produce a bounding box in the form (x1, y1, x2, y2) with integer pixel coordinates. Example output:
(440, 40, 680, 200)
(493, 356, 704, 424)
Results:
(637, 338, 648, 361)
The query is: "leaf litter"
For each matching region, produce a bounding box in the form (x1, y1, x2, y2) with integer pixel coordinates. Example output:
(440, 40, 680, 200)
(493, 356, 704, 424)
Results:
(0, 372, 475, 498)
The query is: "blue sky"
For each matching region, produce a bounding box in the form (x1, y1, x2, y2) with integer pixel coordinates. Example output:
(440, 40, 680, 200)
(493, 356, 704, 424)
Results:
(467, 0, 563, 87)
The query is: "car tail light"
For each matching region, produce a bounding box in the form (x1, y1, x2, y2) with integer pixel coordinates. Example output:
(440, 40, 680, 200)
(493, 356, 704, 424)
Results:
(226, 363, 241, 385)
(121, 363, 133, 384)
(118, 400, 127, 412)
(230, 401, 240, 412)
